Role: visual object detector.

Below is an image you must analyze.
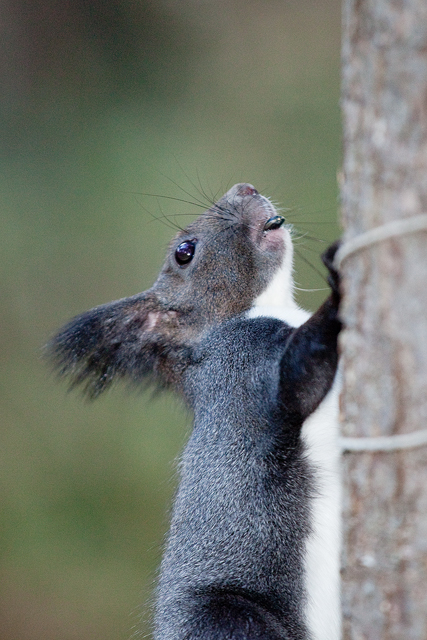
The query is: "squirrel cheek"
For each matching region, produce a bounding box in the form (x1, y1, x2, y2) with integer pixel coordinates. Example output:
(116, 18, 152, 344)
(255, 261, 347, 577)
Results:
(261, 226, 287, 254)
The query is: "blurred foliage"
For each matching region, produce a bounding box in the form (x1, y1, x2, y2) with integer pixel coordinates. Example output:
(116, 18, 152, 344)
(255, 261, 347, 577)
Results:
(0, 0, 341, 638)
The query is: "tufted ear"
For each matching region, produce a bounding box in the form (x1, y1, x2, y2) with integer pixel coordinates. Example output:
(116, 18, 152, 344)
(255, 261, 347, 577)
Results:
(47, 291, 192, 398)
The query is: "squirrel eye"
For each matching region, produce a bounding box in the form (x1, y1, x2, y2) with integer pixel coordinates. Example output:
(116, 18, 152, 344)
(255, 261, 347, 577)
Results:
(264, 215, 285, 231)
(175, 240, 196, 266)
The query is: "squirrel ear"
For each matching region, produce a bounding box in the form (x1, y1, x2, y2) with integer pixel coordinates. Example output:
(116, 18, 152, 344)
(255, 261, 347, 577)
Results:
(47, 292, 183, 398)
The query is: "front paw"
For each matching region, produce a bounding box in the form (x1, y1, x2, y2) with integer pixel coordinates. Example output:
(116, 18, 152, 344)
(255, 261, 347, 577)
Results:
(321, 240, 341, 300)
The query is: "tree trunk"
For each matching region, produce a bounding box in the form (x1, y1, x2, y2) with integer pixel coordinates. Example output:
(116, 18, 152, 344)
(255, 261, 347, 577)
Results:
(340, 0, 427, 638)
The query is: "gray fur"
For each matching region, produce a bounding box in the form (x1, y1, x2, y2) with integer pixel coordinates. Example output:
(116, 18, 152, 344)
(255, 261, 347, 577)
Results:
(48, 184, 341, 640)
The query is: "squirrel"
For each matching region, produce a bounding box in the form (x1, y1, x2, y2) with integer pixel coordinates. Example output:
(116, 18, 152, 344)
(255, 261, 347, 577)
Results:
(49, 183, 342, 640)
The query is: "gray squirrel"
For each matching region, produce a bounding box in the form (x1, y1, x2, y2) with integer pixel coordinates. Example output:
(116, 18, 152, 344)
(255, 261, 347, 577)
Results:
(49, 184, 342, 640)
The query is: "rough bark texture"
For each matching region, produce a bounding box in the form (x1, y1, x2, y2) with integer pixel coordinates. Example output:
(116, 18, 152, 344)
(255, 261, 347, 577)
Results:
(340, 0, 427, 638)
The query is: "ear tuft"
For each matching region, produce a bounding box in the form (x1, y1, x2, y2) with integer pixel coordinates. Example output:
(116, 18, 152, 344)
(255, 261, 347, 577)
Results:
(47, 293, 182, 398)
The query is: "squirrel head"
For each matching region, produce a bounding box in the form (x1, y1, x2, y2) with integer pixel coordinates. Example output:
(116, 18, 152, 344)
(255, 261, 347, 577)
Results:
(48, 184, 294, 396)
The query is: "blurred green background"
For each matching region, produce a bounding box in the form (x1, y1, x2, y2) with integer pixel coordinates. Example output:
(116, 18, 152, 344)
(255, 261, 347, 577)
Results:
(0, 1, 341, 638)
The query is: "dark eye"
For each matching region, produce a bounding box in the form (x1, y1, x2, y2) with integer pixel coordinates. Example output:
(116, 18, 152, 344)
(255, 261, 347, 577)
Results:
(264, 215, 285, 231)
(175, 240, 196, 266)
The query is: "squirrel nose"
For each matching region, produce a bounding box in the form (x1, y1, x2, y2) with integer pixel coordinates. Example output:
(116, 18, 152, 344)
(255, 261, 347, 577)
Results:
(236, 184, 259, 197)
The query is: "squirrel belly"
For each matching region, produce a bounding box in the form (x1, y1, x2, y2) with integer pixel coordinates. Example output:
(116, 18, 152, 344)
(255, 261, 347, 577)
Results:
(248, 278, 342, 640)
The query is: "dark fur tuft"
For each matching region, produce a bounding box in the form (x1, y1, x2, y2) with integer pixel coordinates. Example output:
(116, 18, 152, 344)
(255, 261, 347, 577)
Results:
(47, 293, 173, 398)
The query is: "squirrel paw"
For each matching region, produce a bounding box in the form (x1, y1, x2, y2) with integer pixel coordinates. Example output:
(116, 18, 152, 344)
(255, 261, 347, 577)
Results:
(321, 240, 341, 299)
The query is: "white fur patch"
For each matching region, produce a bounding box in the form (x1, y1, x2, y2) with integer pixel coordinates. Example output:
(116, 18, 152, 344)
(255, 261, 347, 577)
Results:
(247, 303, 310, 328)
(248, 251, 342, 640)
(301, 382, 342, 640)
(251, 226, 296, 312)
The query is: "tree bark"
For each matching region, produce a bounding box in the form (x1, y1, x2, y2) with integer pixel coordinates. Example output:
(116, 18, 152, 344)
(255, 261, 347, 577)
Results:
(340, 0, 427, 638)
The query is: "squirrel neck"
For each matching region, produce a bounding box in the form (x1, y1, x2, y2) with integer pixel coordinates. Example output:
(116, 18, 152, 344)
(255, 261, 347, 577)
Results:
(248, 242, 309, 327)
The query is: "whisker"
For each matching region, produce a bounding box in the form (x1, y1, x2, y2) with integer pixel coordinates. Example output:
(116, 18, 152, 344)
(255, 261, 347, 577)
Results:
(290, 220, 338, 226)
(293, 247, 327, 283)
(291, 230, 327, 244)
(155, 197, 186, 233)
(133, 196, 182, 233)
(292, 242, 325, 256)
(194, 168, 220, 209)
(158, 171, 215, 210)
(125, 191, 208, 210)
(286, 205, 337, 218)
